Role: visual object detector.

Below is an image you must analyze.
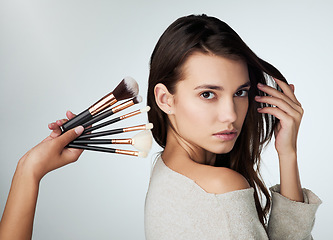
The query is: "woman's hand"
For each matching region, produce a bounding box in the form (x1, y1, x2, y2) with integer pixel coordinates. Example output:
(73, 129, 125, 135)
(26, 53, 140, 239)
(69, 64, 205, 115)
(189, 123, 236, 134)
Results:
(255, 79, 304, 202)
(18, 111, 84, 182)
(255, 78, 303, 158)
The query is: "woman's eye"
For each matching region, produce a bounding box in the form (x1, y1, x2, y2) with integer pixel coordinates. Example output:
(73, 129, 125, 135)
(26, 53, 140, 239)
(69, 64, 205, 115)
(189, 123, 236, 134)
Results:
(200, 91, 215, 99)
(234, 90, 248, 97)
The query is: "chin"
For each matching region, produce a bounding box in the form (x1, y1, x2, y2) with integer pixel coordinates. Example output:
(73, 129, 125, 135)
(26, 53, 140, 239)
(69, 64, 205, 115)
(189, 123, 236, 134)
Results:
(208, 142, 235, 155)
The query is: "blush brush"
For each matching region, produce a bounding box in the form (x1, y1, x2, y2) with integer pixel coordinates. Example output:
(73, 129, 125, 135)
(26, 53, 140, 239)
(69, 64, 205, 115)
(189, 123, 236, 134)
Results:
(61, 76, 139, 132)
(72, 130, 153, 152)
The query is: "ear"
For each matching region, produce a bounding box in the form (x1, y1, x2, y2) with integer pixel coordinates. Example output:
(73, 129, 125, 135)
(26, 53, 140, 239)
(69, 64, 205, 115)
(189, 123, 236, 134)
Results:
(154, 83, 174, 114)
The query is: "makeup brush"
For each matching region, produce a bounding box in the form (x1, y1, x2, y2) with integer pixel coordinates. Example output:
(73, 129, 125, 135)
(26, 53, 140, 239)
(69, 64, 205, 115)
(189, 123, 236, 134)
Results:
(82, 96, 142, 129)
(77, 123, 153, 139)
(83, 106, 150, 134)
(72, 130, 153, 152)
(61, 76, 139, 132)
(67, 144, 148, 157)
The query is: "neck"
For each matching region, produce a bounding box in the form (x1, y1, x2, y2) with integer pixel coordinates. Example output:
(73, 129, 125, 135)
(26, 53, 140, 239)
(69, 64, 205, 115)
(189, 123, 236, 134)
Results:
(162, 126, 216, 166)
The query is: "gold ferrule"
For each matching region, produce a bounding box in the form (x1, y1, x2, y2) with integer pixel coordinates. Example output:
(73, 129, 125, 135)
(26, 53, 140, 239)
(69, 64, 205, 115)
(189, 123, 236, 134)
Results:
(112, 99, 134, 114)
(111, 139, 133, 145)
(120, 109, 141, 120)
(115, 149, 139, 157)
(123, 124, 146, 132)
(89, 93, 117, 115)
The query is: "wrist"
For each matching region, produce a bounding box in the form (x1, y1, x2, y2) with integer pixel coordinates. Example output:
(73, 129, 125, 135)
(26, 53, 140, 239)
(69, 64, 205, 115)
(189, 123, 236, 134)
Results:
(16, 157, 42, 185)
(278, 150, 297, 163)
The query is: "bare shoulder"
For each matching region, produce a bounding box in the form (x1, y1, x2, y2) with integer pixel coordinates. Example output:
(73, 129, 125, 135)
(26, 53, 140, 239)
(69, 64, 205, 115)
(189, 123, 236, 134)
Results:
(193, 165, 251, 195)
(162, 153, 250, 195)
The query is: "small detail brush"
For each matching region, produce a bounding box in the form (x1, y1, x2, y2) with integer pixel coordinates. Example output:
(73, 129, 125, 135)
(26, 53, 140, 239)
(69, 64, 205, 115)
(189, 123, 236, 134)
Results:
(72, 130, 153, 152)
(67, 144, 148, 157)
(77, 123, 153, 139)
(82, 96, 142, 129)
(83, 106, 150, 134)
(61, 77, 139, 132)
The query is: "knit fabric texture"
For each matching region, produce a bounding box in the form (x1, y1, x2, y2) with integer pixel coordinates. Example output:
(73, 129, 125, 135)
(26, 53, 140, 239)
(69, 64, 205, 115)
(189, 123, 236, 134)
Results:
(144, 156, 321, 240)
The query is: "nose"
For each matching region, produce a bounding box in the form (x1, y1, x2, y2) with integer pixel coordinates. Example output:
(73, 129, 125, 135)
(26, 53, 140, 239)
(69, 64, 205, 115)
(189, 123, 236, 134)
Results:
(217, 98, 237, 123)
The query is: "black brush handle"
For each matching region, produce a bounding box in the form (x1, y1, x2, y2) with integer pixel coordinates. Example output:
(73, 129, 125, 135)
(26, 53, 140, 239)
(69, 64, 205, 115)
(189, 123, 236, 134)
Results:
(67, 144, 116, 154)
(82, 108, 115, 128)
(61, 109, 92, 132)
(72, 139, 112, 144)
(83, 117, 121, 134)
(77, 128, 124, 139)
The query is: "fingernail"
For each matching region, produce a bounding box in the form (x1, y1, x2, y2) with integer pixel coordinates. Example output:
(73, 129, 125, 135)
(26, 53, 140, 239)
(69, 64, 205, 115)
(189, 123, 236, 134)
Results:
(257, 83, 264, 88)
(255, 96, 261, 100)
(74, 126, 84, 135)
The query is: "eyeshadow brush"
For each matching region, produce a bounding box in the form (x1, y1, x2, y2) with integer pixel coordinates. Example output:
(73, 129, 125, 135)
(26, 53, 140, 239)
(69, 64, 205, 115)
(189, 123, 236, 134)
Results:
(67, 144, 148, 157)
(77, 123, 153, 139)
(61, 76, 139, 132)
(83, 106, 150, 134)
(81, 96, 142, 129)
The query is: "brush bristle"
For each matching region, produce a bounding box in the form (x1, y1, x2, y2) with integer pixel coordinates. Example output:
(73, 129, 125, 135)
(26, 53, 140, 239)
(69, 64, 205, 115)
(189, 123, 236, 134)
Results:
(132, 130, 153, 152)
(138, 151, 148, 158)
(140, 106, 150, 113)
(145, 123, 153, 130)
(113, 76, 139, 101)
(133, 95, 142, 104)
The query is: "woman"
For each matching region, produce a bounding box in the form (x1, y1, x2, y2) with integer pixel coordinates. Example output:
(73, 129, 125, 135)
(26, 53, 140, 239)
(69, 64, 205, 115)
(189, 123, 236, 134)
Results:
(144, 14, 321, 239)
(0, 14, 321, 240)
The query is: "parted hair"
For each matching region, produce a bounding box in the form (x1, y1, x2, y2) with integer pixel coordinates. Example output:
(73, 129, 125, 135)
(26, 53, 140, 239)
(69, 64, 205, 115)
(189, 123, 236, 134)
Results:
(147, 14, 286, 227)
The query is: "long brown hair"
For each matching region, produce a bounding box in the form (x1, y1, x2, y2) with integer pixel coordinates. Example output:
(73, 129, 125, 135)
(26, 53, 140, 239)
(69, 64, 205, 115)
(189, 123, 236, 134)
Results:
(147, 14, 286, 227)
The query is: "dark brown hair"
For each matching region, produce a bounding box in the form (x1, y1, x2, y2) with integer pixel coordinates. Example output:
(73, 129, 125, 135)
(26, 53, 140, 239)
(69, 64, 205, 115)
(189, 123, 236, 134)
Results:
(147, 14, 286, 227)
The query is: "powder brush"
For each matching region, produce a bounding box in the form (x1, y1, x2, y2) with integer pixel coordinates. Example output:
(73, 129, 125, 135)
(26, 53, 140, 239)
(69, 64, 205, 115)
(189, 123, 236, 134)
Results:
(61, 76, 139, 132)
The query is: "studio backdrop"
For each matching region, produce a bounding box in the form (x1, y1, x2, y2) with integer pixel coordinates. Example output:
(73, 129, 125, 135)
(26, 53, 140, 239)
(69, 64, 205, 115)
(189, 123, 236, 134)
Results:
(0, 0, 332, 239)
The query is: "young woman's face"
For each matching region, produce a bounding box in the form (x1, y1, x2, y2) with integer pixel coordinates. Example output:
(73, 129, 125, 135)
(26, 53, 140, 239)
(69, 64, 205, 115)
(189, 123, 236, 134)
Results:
(170, 53, 250, 154)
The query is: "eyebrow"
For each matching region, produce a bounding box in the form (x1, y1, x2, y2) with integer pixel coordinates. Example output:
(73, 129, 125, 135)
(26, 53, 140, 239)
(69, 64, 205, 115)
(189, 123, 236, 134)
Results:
(194, 81, 251, 91)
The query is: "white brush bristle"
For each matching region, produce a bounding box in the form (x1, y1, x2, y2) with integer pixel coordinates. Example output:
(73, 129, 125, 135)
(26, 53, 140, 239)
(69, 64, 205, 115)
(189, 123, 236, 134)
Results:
(138, 152, 148, 158)
(140, 106, 150, 113)
(136, 95, 143, 103)
(124, 76, 139, 96)
(132, 130, 153, 152)
(145, 123, 153, 130)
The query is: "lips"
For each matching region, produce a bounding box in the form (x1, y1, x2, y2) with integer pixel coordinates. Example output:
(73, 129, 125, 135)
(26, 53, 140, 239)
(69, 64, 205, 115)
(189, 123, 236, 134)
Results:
(213, 129, 238, 141)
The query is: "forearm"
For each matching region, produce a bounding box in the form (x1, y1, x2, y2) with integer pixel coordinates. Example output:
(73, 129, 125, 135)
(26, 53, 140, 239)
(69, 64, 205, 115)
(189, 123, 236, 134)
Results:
(0, 165, 40, 240)
(278, 152, 303, 202)
(0, 120, 83, 239)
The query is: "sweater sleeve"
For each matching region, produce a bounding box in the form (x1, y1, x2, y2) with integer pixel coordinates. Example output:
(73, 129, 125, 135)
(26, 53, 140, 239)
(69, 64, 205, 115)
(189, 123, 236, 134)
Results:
(267, 184, 322, 240)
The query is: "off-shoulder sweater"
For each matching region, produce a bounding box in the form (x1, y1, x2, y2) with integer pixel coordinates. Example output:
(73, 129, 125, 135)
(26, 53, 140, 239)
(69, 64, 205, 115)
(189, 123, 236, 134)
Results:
(144, 156, 322, 240)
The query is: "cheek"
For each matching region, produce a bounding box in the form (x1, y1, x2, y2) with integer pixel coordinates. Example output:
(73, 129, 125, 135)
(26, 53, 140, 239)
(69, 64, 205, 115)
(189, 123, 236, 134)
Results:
(174, 98, 211, 132)
(236, 99, 249, 124)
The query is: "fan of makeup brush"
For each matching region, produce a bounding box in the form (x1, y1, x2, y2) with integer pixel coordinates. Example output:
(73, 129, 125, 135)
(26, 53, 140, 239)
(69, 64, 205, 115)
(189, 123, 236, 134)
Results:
(61, 76, 139, 132)
(63, 77, 153, 157)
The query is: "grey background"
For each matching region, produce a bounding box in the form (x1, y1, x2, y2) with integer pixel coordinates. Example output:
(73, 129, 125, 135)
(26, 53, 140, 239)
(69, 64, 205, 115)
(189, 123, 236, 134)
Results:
(1, 0, 332, 239)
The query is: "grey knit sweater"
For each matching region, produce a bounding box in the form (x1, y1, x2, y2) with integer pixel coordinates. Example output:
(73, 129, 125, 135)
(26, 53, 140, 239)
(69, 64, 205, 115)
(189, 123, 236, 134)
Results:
(144, 156, 321, 240)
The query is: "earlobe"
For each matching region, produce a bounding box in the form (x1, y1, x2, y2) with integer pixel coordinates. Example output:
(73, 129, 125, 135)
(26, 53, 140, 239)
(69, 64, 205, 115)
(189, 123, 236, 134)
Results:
(154, 83, 174, 114)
